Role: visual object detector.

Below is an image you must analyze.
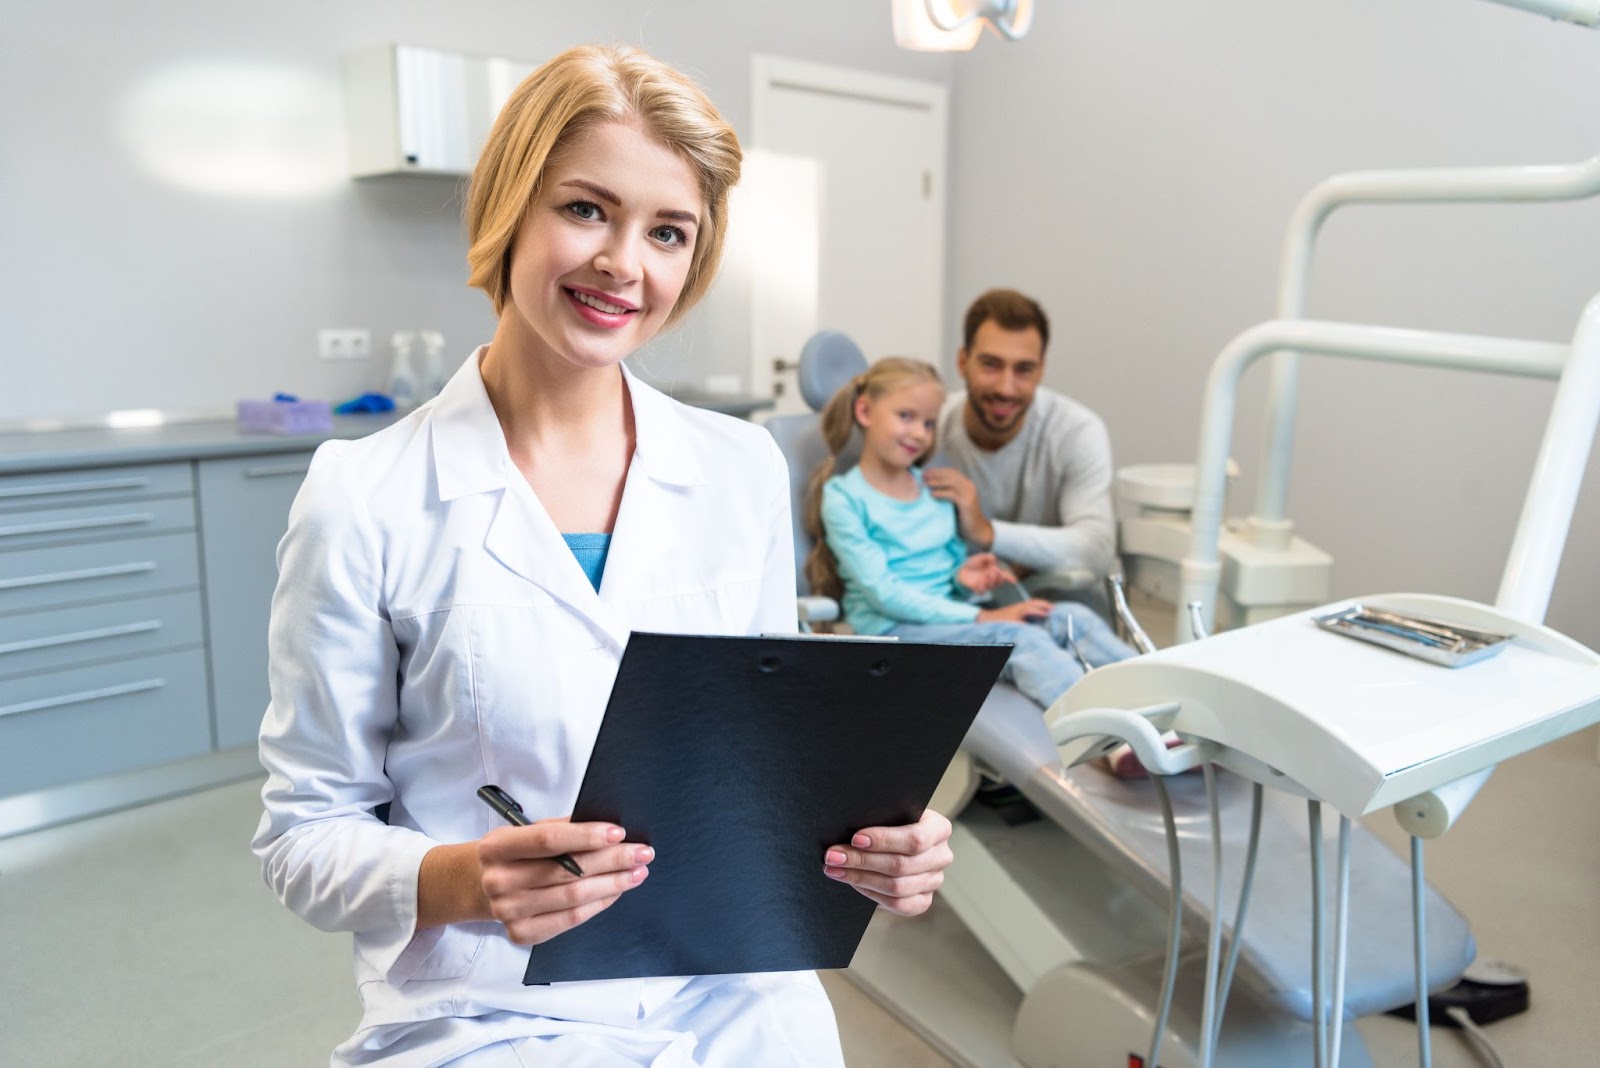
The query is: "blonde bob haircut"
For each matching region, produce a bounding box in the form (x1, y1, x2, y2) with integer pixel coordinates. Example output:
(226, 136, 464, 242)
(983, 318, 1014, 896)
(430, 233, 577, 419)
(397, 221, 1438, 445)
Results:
(466, 44, 742, 326)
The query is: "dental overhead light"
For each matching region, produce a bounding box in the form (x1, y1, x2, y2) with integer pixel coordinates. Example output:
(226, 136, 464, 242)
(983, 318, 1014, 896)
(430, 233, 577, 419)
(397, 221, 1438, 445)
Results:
(891, 0, 1035, 52)
(1484, 0, 1600, 23)
(889, 0, 1594, 53)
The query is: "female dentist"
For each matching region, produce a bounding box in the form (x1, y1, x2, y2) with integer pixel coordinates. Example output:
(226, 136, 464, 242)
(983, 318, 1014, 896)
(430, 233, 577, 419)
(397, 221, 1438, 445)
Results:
(251, 44, 954, 1067)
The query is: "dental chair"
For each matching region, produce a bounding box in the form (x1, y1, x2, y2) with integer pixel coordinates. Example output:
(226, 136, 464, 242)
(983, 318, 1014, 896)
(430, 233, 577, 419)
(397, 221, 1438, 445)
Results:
(765, 331, 1476, 1067)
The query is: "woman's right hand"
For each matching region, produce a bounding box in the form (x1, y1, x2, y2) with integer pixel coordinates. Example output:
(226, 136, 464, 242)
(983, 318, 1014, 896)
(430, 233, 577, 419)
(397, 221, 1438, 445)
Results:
(477, 820, 652, 946)
(978, 598, 1053, 624)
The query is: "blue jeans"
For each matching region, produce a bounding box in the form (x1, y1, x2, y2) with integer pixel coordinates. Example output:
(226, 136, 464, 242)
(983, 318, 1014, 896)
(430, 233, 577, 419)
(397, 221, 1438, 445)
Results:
(886, 602, 1137, 710)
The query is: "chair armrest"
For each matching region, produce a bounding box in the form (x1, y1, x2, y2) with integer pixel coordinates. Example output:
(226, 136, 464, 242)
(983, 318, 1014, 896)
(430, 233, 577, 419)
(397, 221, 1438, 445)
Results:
(1023, 567, 1098, 595)
(797, 596, 841, 625)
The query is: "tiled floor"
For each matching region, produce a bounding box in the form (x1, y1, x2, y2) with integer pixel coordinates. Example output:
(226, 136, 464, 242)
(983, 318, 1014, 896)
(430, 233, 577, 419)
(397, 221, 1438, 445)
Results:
(1, 730, 1595, 1066)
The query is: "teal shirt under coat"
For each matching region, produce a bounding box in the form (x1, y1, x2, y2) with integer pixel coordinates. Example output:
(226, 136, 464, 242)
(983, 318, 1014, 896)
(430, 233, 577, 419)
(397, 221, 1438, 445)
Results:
(820, 465, 980, 636)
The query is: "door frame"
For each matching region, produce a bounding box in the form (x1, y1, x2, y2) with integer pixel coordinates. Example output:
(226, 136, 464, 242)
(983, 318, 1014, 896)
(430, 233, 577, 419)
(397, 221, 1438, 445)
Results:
(747, 54, 950, 409)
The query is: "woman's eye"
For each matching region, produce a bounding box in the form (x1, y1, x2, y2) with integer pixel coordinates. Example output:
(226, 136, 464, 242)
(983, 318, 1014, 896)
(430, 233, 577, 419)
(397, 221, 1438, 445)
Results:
(651, 225, 689, 248)
(565, 200, 602, 221)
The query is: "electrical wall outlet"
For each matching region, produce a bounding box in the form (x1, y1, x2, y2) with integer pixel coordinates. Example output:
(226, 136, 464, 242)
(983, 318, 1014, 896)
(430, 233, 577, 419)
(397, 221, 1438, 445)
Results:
(318, 328, 372, 360)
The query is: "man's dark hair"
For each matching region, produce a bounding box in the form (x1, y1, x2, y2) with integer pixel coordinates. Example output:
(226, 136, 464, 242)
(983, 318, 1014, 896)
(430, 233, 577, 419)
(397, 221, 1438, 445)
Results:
(962, 288, 1050, 354)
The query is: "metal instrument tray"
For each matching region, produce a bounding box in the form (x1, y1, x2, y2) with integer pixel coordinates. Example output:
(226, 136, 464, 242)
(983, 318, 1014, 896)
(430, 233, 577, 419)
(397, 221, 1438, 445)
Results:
(1312, 604, 1512, 668)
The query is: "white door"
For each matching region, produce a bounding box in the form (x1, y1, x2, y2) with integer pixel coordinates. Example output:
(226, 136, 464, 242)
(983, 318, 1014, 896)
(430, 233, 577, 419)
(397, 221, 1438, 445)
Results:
(747, 56, 948, 416)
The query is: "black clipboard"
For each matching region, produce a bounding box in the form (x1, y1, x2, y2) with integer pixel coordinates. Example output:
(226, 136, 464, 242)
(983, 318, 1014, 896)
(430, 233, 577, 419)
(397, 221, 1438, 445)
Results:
(523, 631, 1011, 985)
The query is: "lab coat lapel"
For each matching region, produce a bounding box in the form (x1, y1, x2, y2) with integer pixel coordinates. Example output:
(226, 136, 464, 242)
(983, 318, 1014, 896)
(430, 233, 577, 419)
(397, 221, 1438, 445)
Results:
(484, 480, 631, 650)
(597, 369, 706, 611)
(431, 348, 630, 651)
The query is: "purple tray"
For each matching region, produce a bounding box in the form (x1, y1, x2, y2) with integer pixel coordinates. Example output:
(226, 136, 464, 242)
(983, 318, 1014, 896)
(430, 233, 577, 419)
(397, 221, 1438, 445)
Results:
(237, 398, 333, 435)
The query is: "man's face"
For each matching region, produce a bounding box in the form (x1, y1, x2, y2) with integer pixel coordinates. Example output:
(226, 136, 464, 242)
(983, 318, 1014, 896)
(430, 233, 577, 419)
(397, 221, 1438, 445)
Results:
(957, 321, 1046, 437)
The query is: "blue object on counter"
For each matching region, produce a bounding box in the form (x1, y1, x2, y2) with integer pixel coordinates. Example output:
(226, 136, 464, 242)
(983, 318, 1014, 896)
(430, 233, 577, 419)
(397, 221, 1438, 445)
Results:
(238, 396, 334, 435)
(334, 392, 397, 414)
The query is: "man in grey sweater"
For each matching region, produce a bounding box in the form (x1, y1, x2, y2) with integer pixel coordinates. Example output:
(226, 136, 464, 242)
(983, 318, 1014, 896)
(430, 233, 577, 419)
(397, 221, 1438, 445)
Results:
(927, 288, 1118, 599)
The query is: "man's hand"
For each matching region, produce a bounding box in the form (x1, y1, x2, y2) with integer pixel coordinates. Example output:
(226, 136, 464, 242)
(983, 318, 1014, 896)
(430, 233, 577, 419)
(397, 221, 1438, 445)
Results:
(823, 809, 953, 917)
(924, 467, 994, 548)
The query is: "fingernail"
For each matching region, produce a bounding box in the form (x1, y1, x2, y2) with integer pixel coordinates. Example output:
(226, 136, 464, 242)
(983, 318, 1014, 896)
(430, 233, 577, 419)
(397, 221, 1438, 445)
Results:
(852, 834, 872, 849)
(823, 867, 845, 879)
(606, 826, 626, 842)
(634, 846, 655, 864)
(630, 866, 649, 884)
(825, 850, 847, 866)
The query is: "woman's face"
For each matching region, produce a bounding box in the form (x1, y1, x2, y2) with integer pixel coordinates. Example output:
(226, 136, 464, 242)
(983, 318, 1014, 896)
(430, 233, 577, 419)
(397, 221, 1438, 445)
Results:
(854, 379, 943, 472)
(500, 120, 703, 372)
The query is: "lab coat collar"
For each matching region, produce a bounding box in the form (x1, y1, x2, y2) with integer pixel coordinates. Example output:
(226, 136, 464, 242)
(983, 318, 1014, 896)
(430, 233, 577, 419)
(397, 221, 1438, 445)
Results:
(430, 346, 511, 503)
(430, 348, 705, 502)
(428, 348, 709, 652)
(622, 363, 707, 489)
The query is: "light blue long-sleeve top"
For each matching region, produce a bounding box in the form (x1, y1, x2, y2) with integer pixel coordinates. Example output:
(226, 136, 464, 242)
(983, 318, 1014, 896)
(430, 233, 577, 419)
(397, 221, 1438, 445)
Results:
(820, 465, 979, 636)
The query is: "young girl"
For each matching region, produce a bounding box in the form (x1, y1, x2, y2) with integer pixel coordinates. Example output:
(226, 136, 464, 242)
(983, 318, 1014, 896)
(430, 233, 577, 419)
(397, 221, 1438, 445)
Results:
(805, 358, 1135, 710)
(253, 45, 950, 1067)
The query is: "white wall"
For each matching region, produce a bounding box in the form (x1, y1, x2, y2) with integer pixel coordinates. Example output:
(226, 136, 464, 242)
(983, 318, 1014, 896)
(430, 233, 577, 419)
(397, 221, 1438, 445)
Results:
(1, 1, 953, 424)
(946, 0, 1600, 647)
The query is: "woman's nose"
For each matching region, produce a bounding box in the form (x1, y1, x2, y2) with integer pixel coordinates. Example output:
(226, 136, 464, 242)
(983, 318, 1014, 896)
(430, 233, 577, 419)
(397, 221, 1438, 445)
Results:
(594, 235, 642, 282)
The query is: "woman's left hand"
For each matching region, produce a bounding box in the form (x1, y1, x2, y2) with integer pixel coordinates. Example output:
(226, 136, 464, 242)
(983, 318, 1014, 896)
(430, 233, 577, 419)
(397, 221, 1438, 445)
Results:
(823, 808, 953, 916)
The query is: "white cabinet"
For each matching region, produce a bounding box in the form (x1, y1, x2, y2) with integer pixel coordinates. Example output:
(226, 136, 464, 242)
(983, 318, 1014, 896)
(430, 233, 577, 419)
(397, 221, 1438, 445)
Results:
(342, 44, 535, 177)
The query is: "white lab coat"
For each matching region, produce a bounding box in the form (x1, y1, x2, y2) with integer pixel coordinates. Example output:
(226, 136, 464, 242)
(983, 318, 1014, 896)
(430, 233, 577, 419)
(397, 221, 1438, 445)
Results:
(253, 349, 844, 1067)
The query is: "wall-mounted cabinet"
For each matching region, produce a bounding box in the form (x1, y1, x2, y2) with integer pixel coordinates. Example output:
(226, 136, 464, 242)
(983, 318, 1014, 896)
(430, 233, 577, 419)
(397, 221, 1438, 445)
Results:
(342, 44, 535, 177)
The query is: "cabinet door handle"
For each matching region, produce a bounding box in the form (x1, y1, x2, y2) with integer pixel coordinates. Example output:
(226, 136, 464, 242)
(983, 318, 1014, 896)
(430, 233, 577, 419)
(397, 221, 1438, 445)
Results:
(0, 512, 156, 538)
(243, 463, 312, 479)
(0, 476, 152, 500)
(0, 620, 163, 656)
(0, 677, 166, 719)
(0, 561, 158, 591)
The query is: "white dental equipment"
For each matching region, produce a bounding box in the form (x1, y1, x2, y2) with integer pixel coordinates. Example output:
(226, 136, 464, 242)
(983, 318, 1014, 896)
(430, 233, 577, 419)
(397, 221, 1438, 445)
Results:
(1050, 149, 1600, 1064)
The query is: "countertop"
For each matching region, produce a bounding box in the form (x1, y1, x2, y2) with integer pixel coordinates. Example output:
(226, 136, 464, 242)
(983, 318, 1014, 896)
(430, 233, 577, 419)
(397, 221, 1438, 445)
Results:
(0, 391, 774, 476)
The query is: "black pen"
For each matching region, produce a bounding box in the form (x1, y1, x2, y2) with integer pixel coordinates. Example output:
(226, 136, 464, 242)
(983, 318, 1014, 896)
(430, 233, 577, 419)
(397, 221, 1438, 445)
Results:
(476, 784, 585, 877)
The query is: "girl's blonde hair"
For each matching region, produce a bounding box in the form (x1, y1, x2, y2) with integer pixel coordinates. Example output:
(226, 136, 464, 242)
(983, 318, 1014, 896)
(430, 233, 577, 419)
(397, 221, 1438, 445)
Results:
(466, 44, 742, 326)
(802, 357, 943, 602)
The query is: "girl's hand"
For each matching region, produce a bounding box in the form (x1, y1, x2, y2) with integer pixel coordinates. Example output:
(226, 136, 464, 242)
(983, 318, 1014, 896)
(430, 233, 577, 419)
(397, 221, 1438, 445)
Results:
(477, 820, 653, 945)
(978, 599, 1052, 623)
(956, 552, 1017, 594)
(823, 808, 953, 916)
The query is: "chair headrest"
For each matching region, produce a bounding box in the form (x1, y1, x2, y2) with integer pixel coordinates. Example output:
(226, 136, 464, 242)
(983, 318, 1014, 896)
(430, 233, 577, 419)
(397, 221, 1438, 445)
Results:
(797, 331, 868, 412)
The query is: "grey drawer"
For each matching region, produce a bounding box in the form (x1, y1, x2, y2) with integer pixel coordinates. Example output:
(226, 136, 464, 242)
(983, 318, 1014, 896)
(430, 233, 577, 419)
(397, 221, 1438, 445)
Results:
(0, 591, 204, 680)
(198, 452, 313, 749)
(0, 495, 196, 552)
(0, 648, 211, 797)
(0, 532, 200, 615)
(0, 463, 193, 513)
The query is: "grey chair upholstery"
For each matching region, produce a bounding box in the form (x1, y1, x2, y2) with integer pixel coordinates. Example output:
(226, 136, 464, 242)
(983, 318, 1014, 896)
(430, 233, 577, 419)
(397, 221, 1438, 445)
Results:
(764, 331, 868, 597)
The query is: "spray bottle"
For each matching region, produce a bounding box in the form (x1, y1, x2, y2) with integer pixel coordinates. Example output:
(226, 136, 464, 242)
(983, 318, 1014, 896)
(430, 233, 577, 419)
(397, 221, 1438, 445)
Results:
(388, 330, 419, 408)
(419, 330, 449, 400)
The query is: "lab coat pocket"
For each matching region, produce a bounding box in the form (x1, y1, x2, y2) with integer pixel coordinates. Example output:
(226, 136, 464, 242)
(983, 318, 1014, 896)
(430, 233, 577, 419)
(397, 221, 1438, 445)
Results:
(628, 572, 766, 636)
(467, 600, 618, 797)
(379, 922, 490, 987)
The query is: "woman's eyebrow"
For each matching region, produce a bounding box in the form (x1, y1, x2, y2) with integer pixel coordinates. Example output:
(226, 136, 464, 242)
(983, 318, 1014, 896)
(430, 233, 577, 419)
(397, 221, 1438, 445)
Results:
(561, 178, 621, 205)
(560, 178, 698, 227)
(657, 207, 700, 227)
